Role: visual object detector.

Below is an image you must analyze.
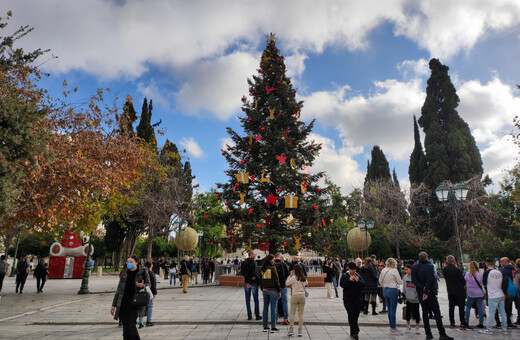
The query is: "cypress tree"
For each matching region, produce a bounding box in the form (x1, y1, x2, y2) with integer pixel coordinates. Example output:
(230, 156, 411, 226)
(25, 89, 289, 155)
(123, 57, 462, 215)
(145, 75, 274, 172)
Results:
(418, 59, 483, 188)
(136, 98, 156, 145)
(364, 145, 391, 184)
(408, 115, 427, 185)
(392, 168, 400, 188)
(120, 100, 137, 136)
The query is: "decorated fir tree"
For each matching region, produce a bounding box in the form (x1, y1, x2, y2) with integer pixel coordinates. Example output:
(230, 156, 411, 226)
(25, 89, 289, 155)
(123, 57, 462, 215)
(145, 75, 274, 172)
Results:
(215, 34, 331, 254)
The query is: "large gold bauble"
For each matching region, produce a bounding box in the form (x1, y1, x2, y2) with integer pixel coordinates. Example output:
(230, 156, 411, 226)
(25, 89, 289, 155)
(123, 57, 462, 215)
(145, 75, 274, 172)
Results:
(175, 227, 199, 251)
(347, 227, 371, 252)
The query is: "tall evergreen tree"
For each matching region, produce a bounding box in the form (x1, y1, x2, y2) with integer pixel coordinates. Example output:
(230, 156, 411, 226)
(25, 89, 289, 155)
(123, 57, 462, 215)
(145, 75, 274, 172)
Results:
(392, 168, 400, 188)
(418, 59, 483, 189)
(119, 99, 137, 136)
(408, 115, 427, 185)
(216, 34, 330, 254)
(364, 146, 391, 184)
(136, 98, 159, 145)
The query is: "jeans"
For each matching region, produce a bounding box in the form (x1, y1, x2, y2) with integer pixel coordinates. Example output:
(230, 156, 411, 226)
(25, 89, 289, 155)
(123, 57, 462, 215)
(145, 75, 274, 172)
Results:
(169, 272, 176, 285)
(139, 298, 154, 324)
(263, 289, 279, 329)
(244, 283, 260, 317)
(279, 287, 288, 319)
(383, 287, 399, 328)
(487, 296, 507, 330)
(332, 276, 339, 297)
(465, 296, 484, 326)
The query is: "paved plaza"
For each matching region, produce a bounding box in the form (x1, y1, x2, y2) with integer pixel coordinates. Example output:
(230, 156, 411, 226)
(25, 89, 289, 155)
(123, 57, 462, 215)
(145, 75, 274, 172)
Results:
(0, 274, 518, 339)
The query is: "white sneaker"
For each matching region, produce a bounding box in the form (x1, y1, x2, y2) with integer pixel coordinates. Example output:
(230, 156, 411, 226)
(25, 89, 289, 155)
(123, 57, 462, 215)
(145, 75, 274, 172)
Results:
(498, 329, 508, 335)
(288, 328, 294, 336)
(415, 326, 421, 334)
(405, 326, 411, 333)
(479, 329, 493, 334)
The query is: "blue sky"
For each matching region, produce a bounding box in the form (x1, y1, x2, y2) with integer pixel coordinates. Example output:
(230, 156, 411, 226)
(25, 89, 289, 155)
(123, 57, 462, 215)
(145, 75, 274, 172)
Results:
(6, 0, 520, 195)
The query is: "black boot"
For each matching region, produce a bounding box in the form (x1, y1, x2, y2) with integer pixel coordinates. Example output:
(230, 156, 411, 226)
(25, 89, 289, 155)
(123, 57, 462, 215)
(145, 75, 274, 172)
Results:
(371, 302, 378, 315)
(363, 300, 369, 315)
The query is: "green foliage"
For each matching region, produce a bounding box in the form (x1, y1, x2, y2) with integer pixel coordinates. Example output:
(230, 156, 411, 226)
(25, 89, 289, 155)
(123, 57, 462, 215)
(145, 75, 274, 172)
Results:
(365, 146, 391, 184)
(90, 234, 107, 261)
(192, 189, 226, 257)
(409, 115, 427, 185)
(136, 98, 158, 145)
(8, 233, 54, 258)
(135, 236, 177, 259)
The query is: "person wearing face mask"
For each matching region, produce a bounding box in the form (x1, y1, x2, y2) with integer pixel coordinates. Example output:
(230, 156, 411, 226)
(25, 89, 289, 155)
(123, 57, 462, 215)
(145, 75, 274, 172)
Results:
(110, 256, 150, 340)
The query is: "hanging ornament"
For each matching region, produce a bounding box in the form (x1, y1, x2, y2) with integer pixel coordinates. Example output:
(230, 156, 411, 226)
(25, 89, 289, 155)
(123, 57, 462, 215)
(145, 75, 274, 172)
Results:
(290, 159, 297, 169)
(254, 134, 262, 142)
(250, 175, 256, 181)
(313, 205, 318, 210)
(236, 172, 249, 184)
(239, 192, 246, 205)
(257, 223, 262, 228)
(266, 193, 279, 206)
(249, 208, 254, 214)
(276, 154, 287, 164)
(283, 241, 288, 246)
(269, 107, 275, 120)
(205, 215, 209, 219)
(284, 195, 298, 208)
(257, 240, 270, 251)
(249, 134, 253, 145)
(260, 170, 274, 184)
(294, 235, 302, 251)
(265, 216, 271, 229)
(322, 218, 326, 227)
(307, 232, 312, 237)
(301, 182, 307, 194)
(266, 84, 278, 94)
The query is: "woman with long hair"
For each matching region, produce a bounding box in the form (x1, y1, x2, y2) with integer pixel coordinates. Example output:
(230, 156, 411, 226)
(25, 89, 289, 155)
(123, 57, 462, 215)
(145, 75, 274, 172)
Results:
(110, 255, 150, 340)
(285, 264, 308, 337)
(379, 257, 403, 335)
(260, 254, 281, 333)
(360, 257, 379, 315)
(464, 261, 484, 328)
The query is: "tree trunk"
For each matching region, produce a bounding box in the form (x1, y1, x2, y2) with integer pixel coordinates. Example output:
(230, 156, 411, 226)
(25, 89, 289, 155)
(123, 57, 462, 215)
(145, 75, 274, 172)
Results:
(147, 225, 153, 260)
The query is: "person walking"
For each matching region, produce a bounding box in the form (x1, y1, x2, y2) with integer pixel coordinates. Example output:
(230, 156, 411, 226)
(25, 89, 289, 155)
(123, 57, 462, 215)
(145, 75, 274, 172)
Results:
(138, 261, 157, 328)
(15, 254, 30, 294)
(169, 261, 177, 286)
(379, 257, 403, 335)
(241, 251, 261, 321)
(285, 264, 307, 337)
(260, 254, 281, 333)
(274, 253, 290, 324)
(110, 255, 150, 340)
(340, 261, 365, 340)
(464, 260, 484, 328)
(202, 258, 211, 284)
(514, 258, 520, 325)
(0, 255, 10, 292)
(412, 251, 452, 340)
(360, 257, 379, 315)
(480, 258, 508, 334)
(442, 255, 468, 330)
(179, 256, 191, 293)
(499, 257, 517, 328)
(323, 258, 335, 299)
(34, 258, 49, 293)
(402, 264, 421, 334)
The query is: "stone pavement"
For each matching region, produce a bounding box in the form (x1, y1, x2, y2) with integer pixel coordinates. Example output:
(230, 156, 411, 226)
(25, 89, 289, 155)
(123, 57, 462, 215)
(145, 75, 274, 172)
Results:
(0, 275, 518, 339)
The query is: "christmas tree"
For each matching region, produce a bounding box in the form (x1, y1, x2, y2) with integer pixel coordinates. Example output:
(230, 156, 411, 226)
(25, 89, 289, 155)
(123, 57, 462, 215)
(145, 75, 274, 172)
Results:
(215, 33, 331, 255)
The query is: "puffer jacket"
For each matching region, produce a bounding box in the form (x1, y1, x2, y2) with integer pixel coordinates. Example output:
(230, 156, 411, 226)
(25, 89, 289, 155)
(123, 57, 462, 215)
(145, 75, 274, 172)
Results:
(360, 265, 379, 294)
(112, 264, 150, 320)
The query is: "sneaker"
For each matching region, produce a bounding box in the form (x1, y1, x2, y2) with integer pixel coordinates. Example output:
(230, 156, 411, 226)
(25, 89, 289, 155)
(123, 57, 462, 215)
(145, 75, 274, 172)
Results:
(247, 315, 252, 320)
(425, 333, 433, 340)
(449, 324, 456, 329)
(478, 329, 493, 334)
(390, 328, 403, 335)
(463, 325, 472, 330)
(138, 323, 144, 329)
(507, 324, 517, 328)
(298, 330, 303, 337)
(146, 321, 154, 327)
(405, 326, 411, 333)
(379, 309, 388, 314)
(255, 315, 262, 320)
(415, 326, 421, 334)
(263, 328, 269, 332)
(288, 328, 294, 336)
(439, 335, 453, 340)
(476, 324, 485, 328)
(270, 328, 280, 333)
(499, 329, 508, 335)
(283, 319, 289, 325)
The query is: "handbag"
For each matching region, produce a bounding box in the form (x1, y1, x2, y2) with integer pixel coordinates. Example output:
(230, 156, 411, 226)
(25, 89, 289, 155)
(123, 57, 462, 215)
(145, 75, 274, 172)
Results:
(402, 305, 407, 320)
(301, 281, 309, 298)
(132, 290, 150, 307)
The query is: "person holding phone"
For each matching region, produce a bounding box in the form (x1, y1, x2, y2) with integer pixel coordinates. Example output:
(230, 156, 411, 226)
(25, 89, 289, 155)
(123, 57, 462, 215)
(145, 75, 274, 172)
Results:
(340, 262, 365, 340)
(285, 264, 308, 337)
(110, 255, 150, 340)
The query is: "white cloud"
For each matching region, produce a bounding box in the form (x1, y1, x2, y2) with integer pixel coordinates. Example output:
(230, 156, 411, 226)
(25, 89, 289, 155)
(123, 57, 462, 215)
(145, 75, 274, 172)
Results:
(481, 135, 517, 188)
(179, 137, 204, 158)
(397, 59, 429, 80)
(136, 80, 171, 109)
(220, 137, 234, 150)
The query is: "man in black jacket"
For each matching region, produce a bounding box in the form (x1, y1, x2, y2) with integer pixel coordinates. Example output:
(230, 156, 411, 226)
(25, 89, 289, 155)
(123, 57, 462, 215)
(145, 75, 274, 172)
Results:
(442, 255, 468, 329)
(274, 253, 290, 324)
(500, 257, 517, 328)
(412, 251, 452, 340)
(241, 251, 261, 320)
(340, 261, 365, 340)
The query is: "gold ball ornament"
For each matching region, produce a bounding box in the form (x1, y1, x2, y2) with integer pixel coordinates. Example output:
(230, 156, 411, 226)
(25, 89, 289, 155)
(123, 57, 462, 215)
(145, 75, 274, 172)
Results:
(347, 228, 371, 252)
(307, 232, 312, 237)
(175, 227, 199, 251)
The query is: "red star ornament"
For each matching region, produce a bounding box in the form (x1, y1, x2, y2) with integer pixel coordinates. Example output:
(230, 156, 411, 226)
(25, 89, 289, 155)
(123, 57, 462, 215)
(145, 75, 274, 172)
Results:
(249, 208, 254, 214)
(254, 135, 262, 142)
(266, 193, 279, 206)
(276, 154, 287, 164)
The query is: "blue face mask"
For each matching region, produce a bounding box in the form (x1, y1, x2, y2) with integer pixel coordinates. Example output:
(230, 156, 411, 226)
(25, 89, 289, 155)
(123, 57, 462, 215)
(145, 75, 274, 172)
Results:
(127, 262, 135, 270)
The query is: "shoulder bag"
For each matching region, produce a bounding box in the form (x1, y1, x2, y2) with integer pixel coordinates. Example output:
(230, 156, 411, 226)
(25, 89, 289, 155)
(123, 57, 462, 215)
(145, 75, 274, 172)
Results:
(301, 281, 309, 297)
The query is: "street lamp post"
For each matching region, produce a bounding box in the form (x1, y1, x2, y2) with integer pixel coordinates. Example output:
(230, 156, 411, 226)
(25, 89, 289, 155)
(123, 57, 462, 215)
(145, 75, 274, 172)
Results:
(342, 230, 348, 260)
(357, 220, 374, 259)
(78, 231, 94, 294)
(197, 230, 204, 257)
(435, 184, 468, 271)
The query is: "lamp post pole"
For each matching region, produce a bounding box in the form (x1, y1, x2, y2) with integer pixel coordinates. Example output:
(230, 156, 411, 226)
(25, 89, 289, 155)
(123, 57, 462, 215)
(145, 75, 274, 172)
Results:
(357, 220, 374, 259)
(435, 184, 468, 271)
(78, 231, 94, 294)
(342, 230, 347, 260)
(197, 230, 204, 257)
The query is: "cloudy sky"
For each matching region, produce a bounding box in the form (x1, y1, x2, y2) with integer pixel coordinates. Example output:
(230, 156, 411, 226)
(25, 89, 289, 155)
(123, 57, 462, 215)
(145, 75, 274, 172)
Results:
(6, 0, 520, 194)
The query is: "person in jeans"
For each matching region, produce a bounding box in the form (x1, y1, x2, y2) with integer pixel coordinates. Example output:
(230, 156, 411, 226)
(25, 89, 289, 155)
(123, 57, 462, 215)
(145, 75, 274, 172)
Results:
(139, 261, 157, 328)
(260, 254, 281, 333)
(412, 251, 452, 340)
(499, 257, 517, 328)
(379, 257, 403, 335)
(402, 264, 421, 334)
(285, 264, 307, 337)
(480, 258, 508, 334)
(241, 251, 261, 321)
(442, 255, 468, 329)
(464, 261, 484, 328)
(274, 253, 290, 324)
(340, 261, 365, 340)
(377, 261, 388, 313)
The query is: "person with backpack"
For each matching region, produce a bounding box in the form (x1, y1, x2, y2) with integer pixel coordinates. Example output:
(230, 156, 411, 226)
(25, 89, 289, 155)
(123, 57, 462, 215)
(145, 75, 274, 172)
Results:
(403, 264, 421, 334)
(179, 256, 192, 293)
(500, 257, 517, 328)
(480, 258, 508, 334)
(514, 258, 520, 325)
(241, 251, 261, 321)
(138, 261, 157, 328)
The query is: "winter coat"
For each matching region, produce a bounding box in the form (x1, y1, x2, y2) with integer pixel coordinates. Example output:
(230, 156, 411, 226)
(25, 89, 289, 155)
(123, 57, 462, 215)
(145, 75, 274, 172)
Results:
(241, 258, 259, 284)
(442, 264, 466, 297)
(112, 264, 150, 320)
(323, 264, 334, 283)
(340, 270, 365, 303)
(360, 265, 379, 294)
(179, 260, 191, 276)
(260, 264, 281, 291)
(274, 259, 290, 288)
(412, 259, 438, 296)
(34, 262, 49, 279)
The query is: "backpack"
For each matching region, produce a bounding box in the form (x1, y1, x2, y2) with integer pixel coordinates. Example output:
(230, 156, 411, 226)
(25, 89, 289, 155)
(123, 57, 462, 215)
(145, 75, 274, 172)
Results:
(502, 275, 518, 297)
(191, 264, 197, 272)
(204, 261, 210, 271)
